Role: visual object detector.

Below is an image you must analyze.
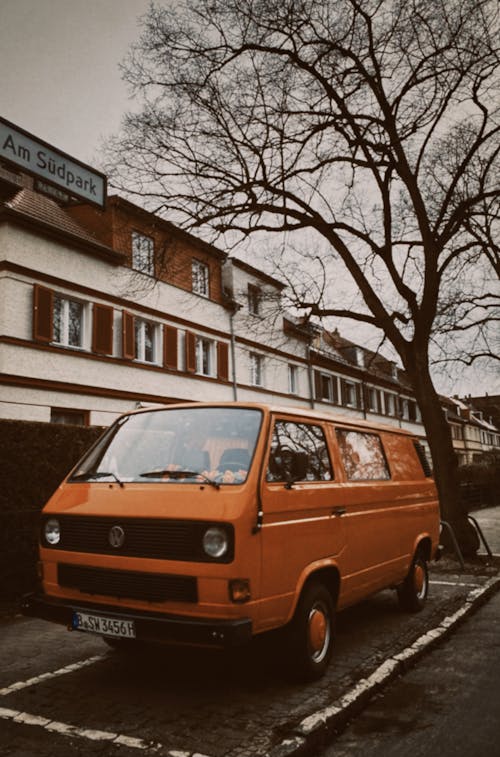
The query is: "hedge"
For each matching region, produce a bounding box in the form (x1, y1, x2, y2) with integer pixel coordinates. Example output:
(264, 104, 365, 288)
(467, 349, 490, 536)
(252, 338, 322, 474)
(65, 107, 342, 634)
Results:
(0, 419, 103, 605)
(458, 451, 500, 510)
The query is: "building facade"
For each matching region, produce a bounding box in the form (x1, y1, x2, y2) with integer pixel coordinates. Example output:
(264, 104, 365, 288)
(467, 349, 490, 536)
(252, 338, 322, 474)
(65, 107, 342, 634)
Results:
(1, 150, 499, 462)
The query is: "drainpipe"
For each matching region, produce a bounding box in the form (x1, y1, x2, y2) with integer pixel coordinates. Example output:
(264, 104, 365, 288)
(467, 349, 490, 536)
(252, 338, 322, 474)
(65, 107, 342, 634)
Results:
(307, 336, 315, 409)
(229, 303, 240, 401)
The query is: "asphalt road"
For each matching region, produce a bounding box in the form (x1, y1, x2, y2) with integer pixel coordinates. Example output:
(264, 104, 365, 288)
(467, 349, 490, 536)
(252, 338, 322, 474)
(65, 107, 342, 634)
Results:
(321, 588, 500, 757)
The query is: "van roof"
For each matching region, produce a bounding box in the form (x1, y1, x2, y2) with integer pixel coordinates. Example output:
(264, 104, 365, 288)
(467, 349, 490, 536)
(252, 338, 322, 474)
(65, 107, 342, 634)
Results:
(126, 401, 418, 438)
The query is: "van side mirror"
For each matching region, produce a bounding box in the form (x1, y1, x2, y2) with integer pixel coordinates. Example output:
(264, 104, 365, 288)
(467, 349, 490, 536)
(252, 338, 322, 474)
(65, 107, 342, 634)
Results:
(269, 447, 308, 488)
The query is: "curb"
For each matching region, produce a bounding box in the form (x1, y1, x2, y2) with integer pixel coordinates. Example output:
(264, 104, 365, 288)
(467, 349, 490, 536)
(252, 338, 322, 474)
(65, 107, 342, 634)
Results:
(267, 575, 500, 757)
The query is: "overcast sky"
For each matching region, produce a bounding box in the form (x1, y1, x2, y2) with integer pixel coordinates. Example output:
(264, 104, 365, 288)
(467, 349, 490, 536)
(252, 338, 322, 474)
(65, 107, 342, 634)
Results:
(0, 0, 498, 397)
(0, 0, 150, 166)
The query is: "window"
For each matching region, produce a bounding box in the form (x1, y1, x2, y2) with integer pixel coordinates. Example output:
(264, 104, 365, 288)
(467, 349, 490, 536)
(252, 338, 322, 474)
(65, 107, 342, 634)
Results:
(192, 259, 209, 297)
(248, 284, 261, 315)
(250, 353, 264, 386)
(367, 387, 381, 413)
(132, 232, 154, 275)
(336, 429, 390, 481)
(322, 375, 333, 402)
(53, 295, 84, 348)
(195, 336, 214, 376)
(341, 379, 357, 407)
(134, 318, 156, 363)
(267, 421, 333, 482)
(384, 392, 396, 416)
(51, 408, 89, 426)
(288, 364, 299, 394)
(315, 371, 338, 403)
(398, 397, 410, 420)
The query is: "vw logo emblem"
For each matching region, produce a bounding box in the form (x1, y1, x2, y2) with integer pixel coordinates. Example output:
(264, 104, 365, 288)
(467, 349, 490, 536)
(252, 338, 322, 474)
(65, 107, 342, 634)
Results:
(108, 525, 125, 549)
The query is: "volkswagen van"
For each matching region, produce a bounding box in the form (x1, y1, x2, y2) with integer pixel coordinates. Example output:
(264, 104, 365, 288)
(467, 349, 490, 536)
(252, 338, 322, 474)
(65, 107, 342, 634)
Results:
(23, 402, 440, 680)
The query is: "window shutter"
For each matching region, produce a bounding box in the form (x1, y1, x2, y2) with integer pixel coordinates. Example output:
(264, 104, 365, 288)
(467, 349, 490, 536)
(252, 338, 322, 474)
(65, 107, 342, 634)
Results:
(92, 304, 114, 355)
(363, 384, 370, 410)
(185, 331, 196, 373)
(164, 325, 178, 370)
(331, 376, 339, 404)
(122, 311, 135, 359)
(33, 284, 53, 343)
(314, 370, 322, 400)
(217, 341, 229, 381)
(356, 383, 362, 409)
(340, 379, 347, 405)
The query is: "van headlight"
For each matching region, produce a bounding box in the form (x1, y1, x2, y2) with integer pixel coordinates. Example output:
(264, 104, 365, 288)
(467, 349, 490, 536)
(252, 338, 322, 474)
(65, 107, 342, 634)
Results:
(203, 527, 228, 559)
(44, 518, 61, 546)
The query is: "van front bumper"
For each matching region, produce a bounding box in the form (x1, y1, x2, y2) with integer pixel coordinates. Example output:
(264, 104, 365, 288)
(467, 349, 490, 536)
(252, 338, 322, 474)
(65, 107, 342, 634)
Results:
(21, 593, 253, 648)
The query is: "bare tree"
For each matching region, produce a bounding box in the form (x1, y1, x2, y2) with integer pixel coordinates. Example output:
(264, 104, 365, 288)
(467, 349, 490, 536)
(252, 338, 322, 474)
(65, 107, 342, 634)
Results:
(106, 0, 500, 554)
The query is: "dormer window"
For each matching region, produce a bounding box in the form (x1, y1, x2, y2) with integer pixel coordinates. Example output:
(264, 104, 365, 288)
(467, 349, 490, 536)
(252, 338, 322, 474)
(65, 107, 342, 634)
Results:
(131, 232, 154, 276)
(192, 259, 210, 297)
(248, 284, 261, 315)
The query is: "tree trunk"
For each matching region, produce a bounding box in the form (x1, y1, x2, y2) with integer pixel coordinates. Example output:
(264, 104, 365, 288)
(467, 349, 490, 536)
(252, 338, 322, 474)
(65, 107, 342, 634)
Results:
(409, 359, 479, 557)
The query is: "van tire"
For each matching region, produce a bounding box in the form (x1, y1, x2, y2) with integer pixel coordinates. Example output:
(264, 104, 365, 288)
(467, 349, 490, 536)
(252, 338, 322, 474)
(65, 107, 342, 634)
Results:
(397, 551, 429, 613)
(283, 581, 334, 681)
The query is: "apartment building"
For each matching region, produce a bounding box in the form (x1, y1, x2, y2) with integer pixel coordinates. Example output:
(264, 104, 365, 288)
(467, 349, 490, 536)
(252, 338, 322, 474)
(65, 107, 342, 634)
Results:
(1, 119, 498, 462)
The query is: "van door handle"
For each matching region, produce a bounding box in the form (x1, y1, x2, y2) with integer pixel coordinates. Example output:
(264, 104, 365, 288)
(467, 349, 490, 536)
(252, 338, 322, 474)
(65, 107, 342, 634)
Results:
(332, 507, 346, 517)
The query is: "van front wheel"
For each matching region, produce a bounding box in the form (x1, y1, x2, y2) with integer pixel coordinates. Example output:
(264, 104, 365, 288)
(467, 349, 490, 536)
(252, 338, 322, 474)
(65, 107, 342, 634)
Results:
(397, 551, 429, 613)
(284, 581, 334, 681)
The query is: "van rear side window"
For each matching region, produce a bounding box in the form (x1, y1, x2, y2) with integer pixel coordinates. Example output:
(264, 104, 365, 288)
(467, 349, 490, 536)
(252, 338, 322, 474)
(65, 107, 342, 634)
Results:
(336, 429, 390, 481)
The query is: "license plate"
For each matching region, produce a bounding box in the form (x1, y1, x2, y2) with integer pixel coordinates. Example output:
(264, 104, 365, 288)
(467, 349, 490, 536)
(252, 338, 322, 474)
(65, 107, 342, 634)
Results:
(72, 611, 136, 639)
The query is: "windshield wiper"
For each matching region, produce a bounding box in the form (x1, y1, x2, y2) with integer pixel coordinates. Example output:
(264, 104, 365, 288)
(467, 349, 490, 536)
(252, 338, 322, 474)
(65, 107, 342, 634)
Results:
(139, 469, 220, 490)
(72, 470, 124, 488)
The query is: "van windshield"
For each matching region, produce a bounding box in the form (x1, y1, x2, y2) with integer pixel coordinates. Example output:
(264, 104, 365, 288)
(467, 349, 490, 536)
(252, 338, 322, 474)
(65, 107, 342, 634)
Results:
(70, 407, 262, 486)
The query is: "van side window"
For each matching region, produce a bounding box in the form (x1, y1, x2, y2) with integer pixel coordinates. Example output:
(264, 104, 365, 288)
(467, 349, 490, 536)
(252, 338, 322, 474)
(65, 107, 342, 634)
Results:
(267, 421, 333, 482)
(336, 429, 391, 481)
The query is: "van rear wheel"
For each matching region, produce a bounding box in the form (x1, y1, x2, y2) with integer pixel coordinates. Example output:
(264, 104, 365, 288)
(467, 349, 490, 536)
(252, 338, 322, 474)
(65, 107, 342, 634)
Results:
(283, 581, 334, 681)
(397, 551, 429, 613)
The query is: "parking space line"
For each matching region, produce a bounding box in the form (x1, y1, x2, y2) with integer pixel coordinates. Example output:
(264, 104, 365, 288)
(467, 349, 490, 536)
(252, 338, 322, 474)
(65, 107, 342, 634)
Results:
(429, 579, 483, 587)
(0, 705, 161, 750)
(0, 654, 107, 697)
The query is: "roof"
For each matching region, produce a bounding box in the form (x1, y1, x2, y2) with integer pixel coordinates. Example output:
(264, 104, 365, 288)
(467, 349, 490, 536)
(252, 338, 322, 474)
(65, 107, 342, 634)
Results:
(0, 187, 124, 263)
(229, 257, 287, 290)
(107, 195, 228, 262)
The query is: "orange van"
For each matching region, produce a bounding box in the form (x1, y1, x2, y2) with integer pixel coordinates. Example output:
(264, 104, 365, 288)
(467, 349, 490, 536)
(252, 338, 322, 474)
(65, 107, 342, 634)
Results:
(23, 402, 440, 680)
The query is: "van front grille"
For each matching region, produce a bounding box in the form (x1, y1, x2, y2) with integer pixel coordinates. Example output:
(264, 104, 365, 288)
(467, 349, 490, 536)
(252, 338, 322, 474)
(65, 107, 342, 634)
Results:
(41, 515, 234, 563)
(58, 563, 198, 603)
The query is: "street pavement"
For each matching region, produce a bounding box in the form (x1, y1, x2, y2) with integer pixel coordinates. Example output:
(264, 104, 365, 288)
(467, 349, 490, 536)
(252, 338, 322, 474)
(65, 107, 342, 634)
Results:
(0, 507, 499, 757)
(321, 585, 500, 757)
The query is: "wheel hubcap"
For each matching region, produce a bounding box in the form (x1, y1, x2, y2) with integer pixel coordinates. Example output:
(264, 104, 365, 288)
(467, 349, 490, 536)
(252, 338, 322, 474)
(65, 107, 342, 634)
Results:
(414, 563, 426, 597)
(308, 604, 330, 662)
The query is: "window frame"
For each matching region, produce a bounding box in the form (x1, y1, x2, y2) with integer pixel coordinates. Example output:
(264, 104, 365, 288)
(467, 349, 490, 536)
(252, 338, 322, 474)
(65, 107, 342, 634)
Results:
(134, 317, 157, 364)
(248, 283, 261, 316)
(195, 336, 214, 376)
(131, 231, 155, 276)
(192, 259, 210, 297)
(52, 293, 86, 349)
(50, 407, 89, 426)
(266, 419, 334, 483)
(336, 428, 391, 481)
(288, 364, 299, 395)
(250, 352, 264, 387)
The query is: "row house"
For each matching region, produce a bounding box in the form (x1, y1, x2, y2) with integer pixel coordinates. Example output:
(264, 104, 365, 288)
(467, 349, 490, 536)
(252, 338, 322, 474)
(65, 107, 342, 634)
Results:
(1, 157, 498, 464)
(445, 396, 500, 464)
